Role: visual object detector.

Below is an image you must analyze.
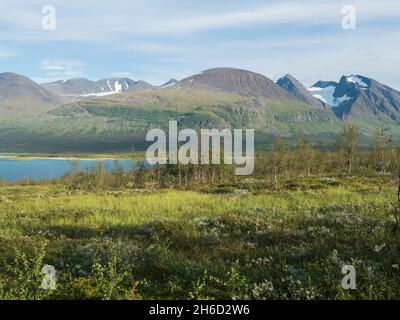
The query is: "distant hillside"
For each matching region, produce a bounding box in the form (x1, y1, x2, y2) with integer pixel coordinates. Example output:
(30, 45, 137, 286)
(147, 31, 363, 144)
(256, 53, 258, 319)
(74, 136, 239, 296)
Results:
(40, 82, 339, 152)
(42, 78, 155, 101)
(0, 72, 62, 114)
(1, 68, 400, 152)
(176, 68, 296, 100)
(277, 74, 327, 109)
(308, 75, 400, 125)
(161, 79, 178, 88)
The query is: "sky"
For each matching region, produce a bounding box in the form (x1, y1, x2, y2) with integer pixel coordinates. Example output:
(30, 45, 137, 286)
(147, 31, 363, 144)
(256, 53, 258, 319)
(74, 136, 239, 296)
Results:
(0, 0, 399, 88)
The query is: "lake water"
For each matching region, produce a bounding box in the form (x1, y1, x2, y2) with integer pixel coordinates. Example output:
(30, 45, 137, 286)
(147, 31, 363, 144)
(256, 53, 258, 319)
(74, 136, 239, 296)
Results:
(0, 155, 134, 182)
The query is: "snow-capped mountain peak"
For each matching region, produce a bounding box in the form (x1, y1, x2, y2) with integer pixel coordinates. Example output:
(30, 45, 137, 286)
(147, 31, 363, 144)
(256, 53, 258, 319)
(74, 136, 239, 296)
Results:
(306, 74, 400, 121)
(307, 75, 374, 108)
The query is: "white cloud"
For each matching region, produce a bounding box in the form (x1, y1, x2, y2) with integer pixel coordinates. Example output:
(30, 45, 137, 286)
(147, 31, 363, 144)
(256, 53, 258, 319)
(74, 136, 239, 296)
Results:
(0, 48, 15, 60)
(123, 42, 191, 54)
(1, 0, 400, 40)
(140, 0, 400, 36)
(40, 59, 85, 82)
(144, 2, 329, 35)
(110, 72, 136, 79)
(1, 0, 399, 88)
(152, 28, 400, 90)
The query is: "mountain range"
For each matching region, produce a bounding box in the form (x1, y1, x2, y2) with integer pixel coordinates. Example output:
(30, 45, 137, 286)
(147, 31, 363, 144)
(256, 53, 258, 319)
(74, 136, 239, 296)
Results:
(41, 78, 155, 101)
(0, 67, 399, 152)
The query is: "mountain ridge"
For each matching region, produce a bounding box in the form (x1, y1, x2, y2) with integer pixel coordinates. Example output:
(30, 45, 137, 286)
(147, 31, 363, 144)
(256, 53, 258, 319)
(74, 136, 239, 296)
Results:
(176, 68, 297, 101)
(0, 72, 62, 113)
(308, 74, 400, 123)
(1, 68, 400, 152)
(41, 77, 155, 100)
(276, 74, 327, 109)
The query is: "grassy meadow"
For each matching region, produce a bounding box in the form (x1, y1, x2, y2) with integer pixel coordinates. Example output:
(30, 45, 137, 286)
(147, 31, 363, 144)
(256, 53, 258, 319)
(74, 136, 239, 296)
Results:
(0, 174, 399, 300)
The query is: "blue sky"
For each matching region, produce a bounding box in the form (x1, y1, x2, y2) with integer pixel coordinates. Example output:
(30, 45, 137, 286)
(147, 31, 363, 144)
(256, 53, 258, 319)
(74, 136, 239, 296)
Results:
(0, 0, 399, 88)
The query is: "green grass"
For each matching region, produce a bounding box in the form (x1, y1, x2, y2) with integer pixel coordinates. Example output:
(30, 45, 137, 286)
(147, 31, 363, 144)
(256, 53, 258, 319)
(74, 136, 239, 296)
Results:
(0, 175, 399, 300)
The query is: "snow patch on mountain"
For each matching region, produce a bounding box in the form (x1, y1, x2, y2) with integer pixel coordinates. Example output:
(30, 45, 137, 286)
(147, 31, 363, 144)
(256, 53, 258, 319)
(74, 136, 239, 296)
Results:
(346, 75, 368, 88)
(308, 85, 354, 107)
(80, 80, 124, 98)
(161, 79, 178, 88)
(335, 94, 352, 105)
(79, 91, 119, 98)
(114, 81, 122, 93)
(307, 86, 336, 105)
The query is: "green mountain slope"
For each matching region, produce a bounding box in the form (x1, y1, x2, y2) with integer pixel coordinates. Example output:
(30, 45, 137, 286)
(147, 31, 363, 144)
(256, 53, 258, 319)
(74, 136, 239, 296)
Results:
(0, 86, 344, 152)
(1, 69, 400, 153)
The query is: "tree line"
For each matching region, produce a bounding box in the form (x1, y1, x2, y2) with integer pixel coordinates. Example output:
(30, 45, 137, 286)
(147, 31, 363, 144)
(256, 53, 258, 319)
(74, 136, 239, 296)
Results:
(9, 122, 396, 194)
(49, 123, 397, 190)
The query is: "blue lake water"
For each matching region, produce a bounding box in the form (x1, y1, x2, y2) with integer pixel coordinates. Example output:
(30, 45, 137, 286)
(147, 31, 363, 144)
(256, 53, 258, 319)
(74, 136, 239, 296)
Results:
(0, 155, 134, 182)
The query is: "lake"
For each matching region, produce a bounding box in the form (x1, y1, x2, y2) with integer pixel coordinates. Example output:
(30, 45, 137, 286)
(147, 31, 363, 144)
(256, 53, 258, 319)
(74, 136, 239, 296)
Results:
(0, 155, 134, 182)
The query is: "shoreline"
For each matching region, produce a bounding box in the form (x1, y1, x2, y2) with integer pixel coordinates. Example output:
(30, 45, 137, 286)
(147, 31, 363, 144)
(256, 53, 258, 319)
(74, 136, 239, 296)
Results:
(0, 152, 144, 161)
